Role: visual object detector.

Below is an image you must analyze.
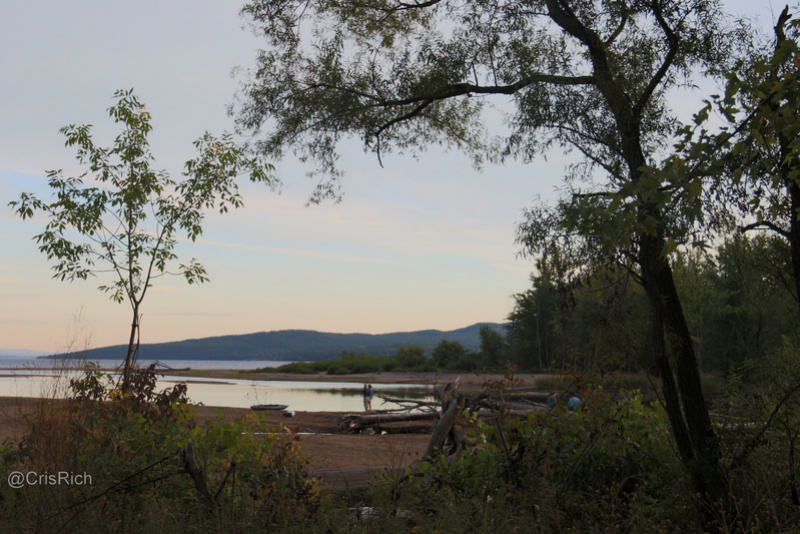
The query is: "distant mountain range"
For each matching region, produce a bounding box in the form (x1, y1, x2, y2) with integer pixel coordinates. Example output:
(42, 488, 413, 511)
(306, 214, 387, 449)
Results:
(0, 349, 48, 358)
(37, 323, 506, 362)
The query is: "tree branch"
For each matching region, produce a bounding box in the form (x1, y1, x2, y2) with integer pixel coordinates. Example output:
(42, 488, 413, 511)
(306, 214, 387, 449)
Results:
(634, 1, 680, 117)
(605, 12, 629, 47)
(738, 220, 791, 238)
(310, 72, 595, 112)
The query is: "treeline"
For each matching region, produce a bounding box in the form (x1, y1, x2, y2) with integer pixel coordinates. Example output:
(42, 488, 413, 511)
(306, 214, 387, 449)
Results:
(267, 233, 798, 377)
(261, 324, 511, 374)
(262, 346, 434, 374)
(505, 233, 799, 374)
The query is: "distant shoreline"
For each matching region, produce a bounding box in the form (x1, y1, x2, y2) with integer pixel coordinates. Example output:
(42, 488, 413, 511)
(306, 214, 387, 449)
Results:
(0, 366, 543, 390)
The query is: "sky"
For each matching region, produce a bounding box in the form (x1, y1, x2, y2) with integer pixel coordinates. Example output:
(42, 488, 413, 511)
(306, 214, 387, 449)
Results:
(0, 0, 783, 354)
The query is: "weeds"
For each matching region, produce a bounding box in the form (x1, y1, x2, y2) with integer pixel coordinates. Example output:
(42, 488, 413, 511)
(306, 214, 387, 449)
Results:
(4, 363, 800, 532)
(0, 365, 328, 533)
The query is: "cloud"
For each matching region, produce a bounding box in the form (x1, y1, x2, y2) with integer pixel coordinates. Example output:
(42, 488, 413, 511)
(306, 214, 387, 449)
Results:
(195, 236, 392, 266)
(0, 293, 37, 301)
(490, 262, 532, 276)
(150, 312, 237, 317)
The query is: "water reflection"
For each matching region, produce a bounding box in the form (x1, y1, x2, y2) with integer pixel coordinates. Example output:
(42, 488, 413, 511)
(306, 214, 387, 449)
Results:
(166, 377, 434, 412)
(0, 373, 435, 413)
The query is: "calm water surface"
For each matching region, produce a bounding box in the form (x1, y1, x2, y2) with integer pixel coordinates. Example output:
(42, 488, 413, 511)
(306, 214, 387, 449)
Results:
(0, 358, 434, 412)
(0, 358, 291, 371)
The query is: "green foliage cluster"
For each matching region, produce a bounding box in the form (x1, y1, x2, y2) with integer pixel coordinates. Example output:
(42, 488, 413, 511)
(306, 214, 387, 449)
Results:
(0, 365, 327, 532)
(264, 345, 436, 374)
(349, 367, 800, 533)
(506, 233, 799, 374)
(361, 376, 696, 532)
(9, 90, 274, 382)
(430, 326, 514, 372)
(2, 366, 799, 533)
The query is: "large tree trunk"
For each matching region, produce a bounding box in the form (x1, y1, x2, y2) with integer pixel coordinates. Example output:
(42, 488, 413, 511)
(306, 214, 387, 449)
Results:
(777, 94, 800, 313)
(550, 0, 732, 504)
(639, 229, 728, 510)
(788, 177, 800, 309)
(769, 6, 800, 315)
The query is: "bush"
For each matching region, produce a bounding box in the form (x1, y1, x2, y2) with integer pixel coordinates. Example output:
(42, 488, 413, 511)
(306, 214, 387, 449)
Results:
(269, 361, 319, 374)
(368, 375, 701, 533)
(326, 363, 349, 375)
(1, 364, 329, 532)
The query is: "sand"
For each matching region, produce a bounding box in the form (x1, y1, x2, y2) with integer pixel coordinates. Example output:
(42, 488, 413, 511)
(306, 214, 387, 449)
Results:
(0, 371, 542, 494)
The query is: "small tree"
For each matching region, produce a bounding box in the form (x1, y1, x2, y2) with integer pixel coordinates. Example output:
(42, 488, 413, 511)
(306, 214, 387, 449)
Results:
(9, 89, 274, 384)
(396, 345, 426, 369)
(478, 324, 507, 369)
(431, 339, 467, 370)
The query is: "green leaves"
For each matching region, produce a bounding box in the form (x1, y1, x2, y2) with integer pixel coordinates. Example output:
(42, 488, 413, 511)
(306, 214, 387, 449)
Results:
(9, 90, 274, 375)
(11, 90, 274, 299)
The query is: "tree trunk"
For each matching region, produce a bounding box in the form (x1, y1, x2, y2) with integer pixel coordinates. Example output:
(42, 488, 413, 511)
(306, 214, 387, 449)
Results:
(772, 6, 800, 317)
(123, 307, 140, 385)
(788, 177, 800, 311)
(639, 229, 728, 511)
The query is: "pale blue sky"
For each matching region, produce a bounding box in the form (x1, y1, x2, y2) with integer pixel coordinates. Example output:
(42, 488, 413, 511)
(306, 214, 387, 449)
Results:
(0, 0, 781, 353)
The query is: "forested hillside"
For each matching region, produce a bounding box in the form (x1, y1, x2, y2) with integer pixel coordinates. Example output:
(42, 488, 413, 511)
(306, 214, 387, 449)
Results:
(41, 323, 505, 361)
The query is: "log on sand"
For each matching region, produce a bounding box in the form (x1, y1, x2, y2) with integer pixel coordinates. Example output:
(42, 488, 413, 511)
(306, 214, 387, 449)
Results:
(338, 411, 437, 433)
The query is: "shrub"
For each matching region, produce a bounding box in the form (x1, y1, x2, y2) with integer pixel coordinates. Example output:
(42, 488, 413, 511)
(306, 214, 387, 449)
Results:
(371, 376, 700, 533)
(2, 364, 329, 532)
(269, 361, 319, 374)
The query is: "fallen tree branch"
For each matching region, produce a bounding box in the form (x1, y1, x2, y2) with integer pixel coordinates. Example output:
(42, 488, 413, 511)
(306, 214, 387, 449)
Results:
(376, 395, 439, 411)
(423, 379, 488, 460)
(338, 411, 438, 433)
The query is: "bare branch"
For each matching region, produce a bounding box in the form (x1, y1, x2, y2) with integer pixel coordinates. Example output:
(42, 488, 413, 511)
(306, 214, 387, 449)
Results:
(738, 220, 791, 238)
(634, 1, 679, 117)
(605, 12, 628, 46)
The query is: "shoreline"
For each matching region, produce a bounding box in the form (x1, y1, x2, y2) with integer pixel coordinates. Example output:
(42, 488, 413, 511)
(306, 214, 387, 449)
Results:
(0, 371, 546, 492)
(0, 367, 544, 389)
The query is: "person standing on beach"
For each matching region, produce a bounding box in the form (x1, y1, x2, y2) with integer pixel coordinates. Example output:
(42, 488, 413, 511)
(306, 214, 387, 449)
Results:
(362, 384, 370, 411)
(366, 384, 374, 411)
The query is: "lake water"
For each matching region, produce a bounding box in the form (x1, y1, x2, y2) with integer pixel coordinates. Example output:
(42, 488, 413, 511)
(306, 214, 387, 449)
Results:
(0, 358, 434, 412)
(0, 357, 291, 371)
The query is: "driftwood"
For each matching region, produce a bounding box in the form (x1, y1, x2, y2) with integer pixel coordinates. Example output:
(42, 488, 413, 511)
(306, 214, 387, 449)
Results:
(338, 411, 437, 433)
(423, 383, 467, 459)
(423, 378, 491, 461)
(337, 393, 441, 433)
(501, 392, 549, 402)
(375, 395, 439, 412)
(388, 380, 492, 497)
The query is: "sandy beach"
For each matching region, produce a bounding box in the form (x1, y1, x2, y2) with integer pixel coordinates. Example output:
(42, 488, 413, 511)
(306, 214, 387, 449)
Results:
(0, 371, 543, 494)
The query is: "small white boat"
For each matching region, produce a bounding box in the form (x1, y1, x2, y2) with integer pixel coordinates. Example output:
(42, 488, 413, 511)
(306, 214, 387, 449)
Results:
(250, 404, 289, 411)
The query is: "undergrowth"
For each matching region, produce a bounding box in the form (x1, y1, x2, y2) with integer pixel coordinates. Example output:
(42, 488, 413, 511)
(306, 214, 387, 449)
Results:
(0, 364, 330, 533)
(3, 362, 800, 532)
